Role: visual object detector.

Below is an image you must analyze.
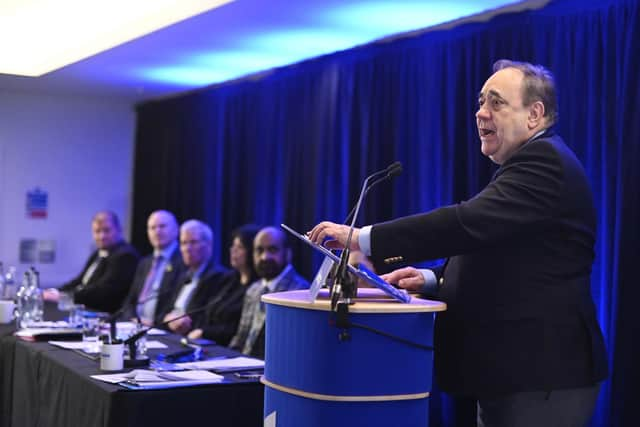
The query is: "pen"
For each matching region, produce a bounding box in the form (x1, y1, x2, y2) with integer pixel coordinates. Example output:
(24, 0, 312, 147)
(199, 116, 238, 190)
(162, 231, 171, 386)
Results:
(233, 371, 263, 379)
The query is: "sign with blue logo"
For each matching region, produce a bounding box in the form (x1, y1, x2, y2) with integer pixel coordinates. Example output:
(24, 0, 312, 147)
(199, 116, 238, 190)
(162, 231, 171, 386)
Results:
(26, 188, 48, 219)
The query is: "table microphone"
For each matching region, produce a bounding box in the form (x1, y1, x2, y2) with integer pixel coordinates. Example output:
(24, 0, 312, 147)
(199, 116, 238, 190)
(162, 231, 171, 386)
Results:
(123, 299, 220, 363)
(106, 288, 175, 341)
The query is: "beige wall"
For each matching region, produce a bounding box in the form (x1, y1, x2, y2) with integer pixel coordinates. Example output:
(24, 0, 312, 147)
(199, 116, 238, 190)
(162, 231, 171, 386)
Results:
(0, 90, 135, 288)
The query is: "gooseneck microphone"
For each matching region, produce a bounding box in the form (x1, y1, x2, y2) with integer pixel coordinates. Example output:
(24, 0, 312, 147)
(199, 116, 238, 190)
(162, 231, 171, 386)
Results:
(331, 161, 403, 308)
(342, 161, 402, 225)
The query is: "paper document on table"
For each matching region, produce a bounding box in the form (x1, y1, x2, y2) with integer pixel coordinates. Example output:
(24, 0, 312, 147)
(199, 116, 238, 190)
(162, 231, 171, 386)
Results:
(48, 339, 167, 350)
(91, 369, 224, 389)
(23, 320, 72, 328)
(115, 322, 167, 335)
(145, 340, 168, 349)
(177, 356, 265, 372)
(48, 341, 91, 350)
(15, 328, 82, 341)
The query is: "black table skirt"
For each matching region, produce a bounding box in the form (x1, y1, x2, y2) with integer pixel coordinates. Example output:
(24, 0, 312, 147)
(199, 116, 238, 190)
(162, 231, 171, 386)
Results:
(0, 303, 264, 427)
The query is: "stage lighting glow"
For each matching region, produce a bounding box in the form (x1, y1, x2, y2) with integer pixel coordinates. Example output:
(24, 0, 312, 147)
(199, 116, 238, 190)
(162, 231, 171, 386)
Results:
(140, 67, 234, 87)
(136, 1, 524, 89)
(322, 1, 519, 34)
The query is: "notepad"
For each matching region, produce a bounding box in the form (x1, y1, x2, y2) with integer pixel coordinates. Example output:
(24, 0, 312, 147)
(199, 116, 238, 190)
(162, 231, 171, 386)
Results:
(91, 369, 224, 389)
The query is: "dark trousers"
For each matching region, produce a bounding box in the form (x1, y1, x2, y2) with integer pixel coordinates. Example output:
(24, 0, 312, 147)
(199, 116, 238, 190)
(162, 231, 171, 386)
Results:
(477, 383, 601, 427)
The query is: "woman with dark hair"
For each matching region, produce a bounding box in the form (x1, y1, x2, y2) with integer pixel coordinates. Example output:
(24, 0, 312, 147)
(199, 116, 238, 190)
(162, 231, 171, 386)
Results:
(228, 224, 260, 287)
(187, 224, 260, 345)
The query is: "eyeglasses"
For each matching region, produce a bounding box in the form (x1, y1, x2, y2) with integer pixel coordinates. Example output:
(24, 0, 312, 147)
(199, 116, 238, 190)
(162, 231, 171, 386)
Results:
(180, 239, 204, 247)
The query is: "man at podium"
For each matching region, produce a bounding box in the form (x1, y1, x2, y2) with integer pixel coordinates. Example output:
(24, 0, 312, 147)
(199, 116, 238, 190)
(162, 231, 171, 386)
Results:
(308, 59, 607, 427)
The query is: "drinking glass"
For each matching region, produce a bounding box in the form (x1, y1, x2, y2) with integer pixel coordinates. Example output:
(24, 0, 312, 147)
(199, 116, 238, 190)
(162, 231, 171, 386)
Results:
(82, 311, 103, 353)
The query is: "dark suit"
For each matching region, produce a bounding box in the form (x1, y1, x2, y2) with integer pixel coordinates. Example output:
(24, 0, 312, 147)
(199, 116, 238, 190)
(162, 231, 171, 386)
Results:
(229, 266, 309, 359)
(370, 130, 607, 396)
(195, 270, 248, 346)
(159, 260, 229, 330)
(60, 241, 139, 314)
(120, 246, 186, 325)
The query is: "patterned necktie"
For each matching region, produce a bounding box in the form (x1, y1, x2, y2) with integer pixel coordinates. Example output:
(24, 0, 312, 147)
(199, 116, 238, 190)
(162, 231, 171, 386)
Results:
(81, 254, 106, 286)
(138, 255, 163, 303)
(243, 283, 270, 355)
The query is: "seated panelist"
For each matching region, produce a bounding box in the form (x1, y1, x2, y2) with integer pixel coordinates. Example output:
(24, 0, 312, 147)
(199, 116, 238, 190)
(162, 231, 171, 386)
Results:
(120, 210, 186, 326)
(160, 220, 228, 336)
(228, 226, 309, 359)
(43, 211, 139, 314)
(188, 224, 261, 346)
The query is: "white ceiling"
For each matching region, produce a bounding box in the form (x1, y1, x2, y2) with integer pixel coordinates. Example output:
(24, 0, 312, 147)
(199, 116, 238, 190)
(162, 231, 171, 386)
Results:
(0, 0, 547, 103)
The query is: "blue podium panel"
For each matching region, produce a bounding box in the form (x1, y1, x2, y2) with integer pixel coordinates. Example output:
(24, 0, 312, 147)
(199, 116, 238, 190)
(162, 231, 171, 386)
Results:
(261, 289, 446, 427)
(265, 303, 435, 396)
(264, 385, 430, 427)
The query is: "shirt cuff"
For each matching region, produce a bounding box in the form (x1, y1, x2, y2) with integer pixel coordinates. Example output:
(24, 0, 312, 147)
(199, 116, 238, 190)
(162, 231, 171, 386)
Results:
(358, 225, 372, 256)
(419, 269, 438, 297)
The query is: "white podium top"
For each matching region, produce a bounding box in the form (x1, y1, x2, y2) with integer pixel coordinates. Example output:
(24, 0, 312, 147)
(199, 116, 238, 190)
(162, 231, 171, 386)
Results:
(262, 288, 446, 314)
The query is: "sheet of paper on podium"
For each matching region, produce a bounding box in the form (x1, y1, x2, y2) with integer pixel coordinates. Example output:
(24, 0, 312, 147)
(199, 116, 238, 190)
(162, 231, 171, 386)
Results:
(309, 256, 335, 302)
(281, 223, 411, 303)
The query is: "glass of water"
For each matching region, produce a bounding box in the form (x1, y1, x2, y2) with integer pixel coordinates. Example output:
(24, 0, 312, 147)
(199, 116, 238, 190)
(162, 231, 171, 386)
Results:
(68, 304, 85, 328)
(82, 311, 103, 353)
(57, 291, 74, 312)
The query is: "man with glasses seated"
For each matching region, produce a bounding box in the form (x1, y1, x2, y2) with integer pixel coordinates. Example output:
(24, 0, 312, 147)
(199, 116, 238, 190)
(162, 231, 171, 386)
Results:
(160, 220, 227, 335)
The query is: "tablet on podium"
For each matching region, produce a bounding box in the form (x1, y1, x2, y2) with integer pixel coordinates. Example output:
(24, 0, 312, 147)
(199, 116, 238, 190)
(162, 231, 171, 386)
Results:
(281, 223, 410, 303)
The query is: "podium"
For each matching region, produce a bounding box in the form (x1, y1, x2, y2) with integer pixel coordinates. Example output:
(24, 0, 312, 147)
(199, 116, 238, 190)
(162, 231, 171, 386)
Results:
(261, 288, 446, 427)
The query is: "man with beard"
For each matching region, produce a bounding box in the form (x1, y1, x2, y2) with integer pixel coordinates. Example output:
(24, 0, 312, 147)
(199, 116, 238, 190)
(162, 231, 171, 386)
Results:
(229, 226, 309, 358)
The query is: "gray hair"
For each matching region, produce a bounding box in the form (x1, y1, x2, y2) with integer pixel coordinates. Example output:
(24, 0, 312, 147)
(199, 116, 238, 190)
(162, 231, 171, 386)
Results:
(180, 219, 213, 242)
(493, 59, 558, 126)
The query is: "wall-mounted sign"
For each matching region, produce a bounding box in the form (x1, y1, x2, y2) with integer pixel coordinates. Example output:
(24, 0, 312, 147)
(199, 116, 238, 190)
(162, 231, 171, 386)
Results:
(19, 239, 37, 263)
(19, 239, 56, 264)
(38, 240, 56, 263)
(26, 187, 48, 219)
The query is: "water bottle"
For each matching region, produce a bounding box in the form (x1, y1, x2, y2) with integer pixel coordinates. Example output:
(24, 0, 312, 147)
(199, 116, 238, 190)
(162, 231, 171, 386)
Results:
(29, 267, 43, 322)
(15, 272, 31, 328)
(0, 262, 5, 299)
(3, 266, 17, 300)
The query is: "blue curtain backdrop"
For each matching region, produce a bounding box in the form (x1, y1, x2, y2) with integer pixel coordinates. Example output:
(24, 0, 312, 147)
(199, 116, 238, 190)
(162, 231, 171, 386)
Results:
(132, 0, 639, 425)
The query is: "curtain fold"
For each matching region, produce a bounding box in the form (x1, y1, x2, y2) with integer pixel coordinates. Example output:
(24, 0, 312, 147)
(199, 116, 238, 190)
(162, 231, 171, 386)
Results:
(132, 1, 639, 425)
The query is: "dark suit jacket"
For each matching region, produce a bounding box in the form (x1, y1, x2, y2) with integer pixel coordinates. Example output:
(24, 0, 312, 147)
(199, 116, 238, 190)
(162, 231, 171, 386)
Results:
(370, 130, 607, 396)
(230, 266, 309, 359)
(120, 246, 186, 325)
(196, 270, 248, 346)
(159, 260, 229, 331)
(60, 241, 139, 314)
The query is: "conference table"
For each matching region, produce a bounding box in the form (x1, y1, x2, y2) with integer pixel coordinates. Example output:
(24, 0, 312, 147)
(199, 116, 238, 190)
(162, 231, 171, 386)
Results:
(0, 303, 264, 427)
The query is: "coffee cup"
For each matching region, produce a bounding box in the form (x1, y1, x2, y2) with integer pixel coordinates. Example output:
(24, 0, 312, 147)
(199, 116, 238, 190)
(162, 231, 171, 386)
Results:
(0, 300, 15, 324)
(100, 341, 124, 371)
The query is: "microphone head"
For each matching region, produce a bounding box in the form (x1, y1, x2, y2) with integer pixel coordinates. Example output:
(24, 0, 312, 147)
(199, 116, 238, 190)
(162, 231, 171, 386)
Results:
(387, 162, 403, 177)
(386, 161, 402, 173)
